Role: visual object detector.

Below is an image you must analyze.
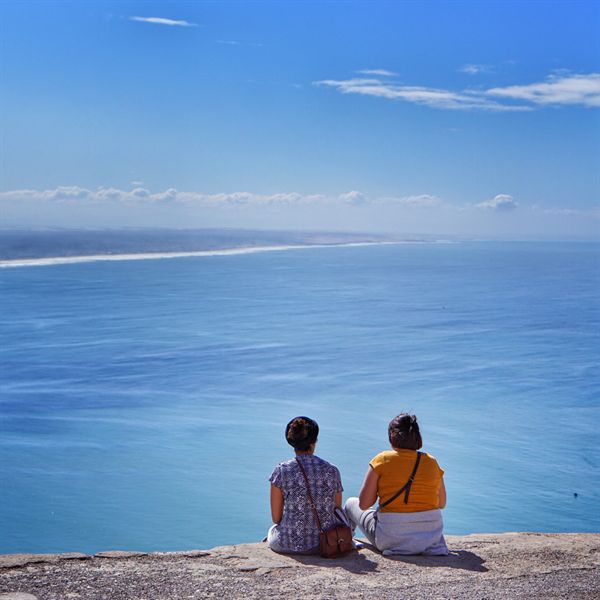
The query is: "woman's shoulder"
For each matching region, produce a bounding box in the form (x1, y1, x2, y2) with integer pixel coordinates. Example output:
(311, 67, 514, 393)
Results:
(312, 455, 340, 472)
(272, 458, 297, 471)
(370, 450, 397, 465)
(271, 455, 340, 473)
(421, 451, 440, 464)
(370, 449, 442, 468)
(418, 451, 444, 476)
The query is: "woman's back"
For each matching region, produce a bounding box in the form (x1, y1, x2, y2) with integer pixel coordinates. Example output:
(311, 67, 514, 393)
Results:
(270, 454, 342, 552)
(344, 412, 449, 556)
(370, 449, 444, 513)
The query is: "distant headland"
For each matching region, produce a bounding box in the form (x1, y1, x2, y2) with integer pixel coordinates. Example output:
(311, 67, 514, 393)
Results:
(0, 228, 446, 268)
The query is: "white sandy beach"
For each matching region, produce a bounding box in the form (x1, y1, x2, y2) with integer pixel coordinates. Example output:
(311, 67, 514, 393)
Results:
(0, 241, 414, 269)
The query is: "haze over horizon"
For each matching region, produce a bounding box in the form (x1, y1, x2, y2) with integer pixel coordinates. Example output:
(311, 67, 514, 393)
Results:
(1, 1, 599, 239)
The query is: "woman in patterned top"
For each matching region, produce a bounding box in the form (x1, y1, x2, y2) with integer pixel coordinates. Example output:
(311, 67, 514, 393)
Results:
(267, 416, 344, 554)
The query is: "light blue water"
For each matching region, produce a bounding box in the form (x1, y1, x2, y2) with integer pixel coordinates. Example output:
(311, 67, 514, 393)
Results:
(1, 242, 599, 554)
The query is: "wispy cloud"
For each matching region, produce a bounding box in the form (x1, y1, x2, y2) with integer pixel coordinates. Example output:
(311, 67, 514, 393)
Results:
(380, 194, 442, 207)
(3, 187, 597, 236)
(487, 73, 600, 108)
(2, 187, 443, 209)
(357, 69, 397, 77)
(338, 190, 368, 205)
(477, 194, 518, 211)
(216, 39, 263, 47)
(315, 78, 529, 111)
(337, 191, 442, 206)
(0, 187, 325, 207)
(459, 63, 490, 75)
(6, 188, 597, 224)
(315, 71, 600, 111)
(130, 16, 197, 27)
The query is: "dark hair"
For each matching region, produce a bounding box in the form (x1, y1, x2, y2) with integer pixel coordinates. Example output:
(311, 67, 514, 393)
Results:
(388, 413, 423, 450)
(285, 416, 319, 451)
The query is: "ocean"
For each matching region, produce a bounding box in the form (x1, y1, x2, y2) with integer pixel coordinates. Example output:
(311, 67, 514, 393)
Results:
(1, 241, 598, 554)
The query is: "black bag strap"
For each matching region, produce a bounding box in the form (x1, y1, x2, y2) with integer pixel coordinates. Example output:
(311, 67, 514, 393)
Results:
(379, 451, 422, 509)
(296, 458, 323, 532)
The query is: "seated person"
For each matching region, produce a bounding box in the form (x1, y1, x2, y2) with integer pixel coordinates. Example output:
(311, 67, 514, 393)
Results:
(345, 413, 449, 556)
(267, 416, 344, 554)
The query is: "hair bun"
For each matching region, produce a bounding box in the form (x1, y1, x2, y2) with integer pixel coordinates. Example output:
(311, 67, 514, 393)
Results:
(285, 416, 319, 451)
(387, 413, 423, 451)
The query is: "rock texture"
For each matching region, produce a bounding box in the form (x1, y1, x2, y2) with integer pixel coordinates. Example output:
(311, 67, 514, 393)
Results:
(1, 533, 599, 599)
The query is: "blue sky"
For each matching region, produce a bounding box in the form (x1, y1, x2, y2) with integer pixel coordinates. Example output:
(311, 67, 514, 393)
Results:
(1, 0, 599, 237)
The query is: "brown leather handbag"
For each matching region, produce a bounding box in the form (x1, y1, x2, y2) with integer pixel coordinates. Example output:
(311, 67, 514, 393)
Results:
(296, 458, 354, 558)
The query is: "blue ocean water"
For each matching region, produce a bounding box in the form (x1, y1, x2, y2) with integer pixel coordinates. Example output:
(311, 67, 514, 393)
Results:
(1, 241, 599, 554)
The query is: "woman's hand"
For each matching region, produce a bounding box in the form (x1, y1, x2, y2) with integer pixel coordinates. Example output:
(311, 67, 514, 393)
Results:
(358, 466, 379, 510)
(270, 484, 284, 523)
(438, 477, 447, 509)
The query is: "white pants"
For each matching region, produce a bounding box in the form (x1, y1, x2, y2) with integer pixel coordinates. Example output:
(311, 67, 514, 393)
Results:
(344, 497, 449, 555)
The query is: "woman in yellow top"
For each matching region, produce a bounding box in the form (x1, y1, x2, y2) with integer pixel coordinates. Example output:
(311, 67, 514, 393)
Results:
(344, 413, 449, 555)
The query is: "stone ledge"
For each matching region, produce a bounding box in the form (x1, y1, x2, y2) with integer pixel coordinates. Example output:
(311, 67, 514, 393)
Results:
(1, 533, 599, 599)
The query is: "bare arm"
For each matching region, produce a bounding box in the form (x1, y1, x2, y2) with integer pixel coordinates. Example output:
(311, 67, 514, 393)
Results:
(270, 484, 284, 523)
(438, 477, 447, 509)
(358, 466, 380, 510)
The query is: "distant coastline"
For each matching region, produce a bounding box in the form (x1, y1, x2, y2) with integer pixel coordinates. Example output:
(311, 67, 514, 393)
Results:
(0, 240, 414, 269)
(0, 228, 447, 269)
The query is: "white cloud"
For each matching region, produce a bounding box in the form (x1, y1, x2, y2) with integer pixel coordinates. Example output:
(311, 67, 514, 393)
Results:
(379, 194, 441, 207)
(459, 64, 489, 75)
(2, 187, 598, 236)
(6, 188, 596, 222)
(487, 73, 600, 108)
(0, 187, 446, 209)
(357, 69, 397, 77)
(477, 194, 518, 211)
(130, 16, 197, 27)
(315, 78, 530, 111)
(338, 190, 368, 205)
(315, 72, 600, 111)
(0, 187, 326, 207)
(4, 186, 92, 202)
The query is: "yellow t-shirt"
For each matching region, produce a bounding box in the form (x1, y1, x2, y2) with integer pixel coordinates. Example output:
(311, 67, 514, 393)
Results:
(370, 449, 444, 513)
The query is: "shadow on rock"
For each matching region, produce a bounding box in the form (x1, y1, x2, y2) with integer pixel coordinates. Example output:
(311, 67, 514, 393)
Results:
(385, 550, 488, 572)
(287, 550, 379, 574)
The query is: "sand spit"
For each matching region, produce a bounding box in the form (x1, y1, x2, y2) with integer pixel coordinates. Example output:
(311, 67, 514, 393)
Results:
(1, 533, 599, 599)
(0, 241, 416, 269)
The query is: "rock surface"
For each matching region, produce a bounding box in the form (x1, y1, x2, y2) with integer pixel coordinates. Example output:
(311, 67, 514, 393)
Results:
(1, 533, 599, 599)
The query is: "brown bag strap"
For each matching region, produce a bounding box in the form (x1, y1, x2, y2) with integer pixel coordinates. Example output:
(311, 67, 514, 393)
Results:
(296, 457, 323, 532)
(379, 451, 422, 509)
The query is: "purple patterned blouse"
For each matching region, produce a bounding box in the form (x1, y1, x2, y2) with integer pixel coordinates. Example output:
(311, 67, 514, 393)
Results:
(269, 454, 343, 553)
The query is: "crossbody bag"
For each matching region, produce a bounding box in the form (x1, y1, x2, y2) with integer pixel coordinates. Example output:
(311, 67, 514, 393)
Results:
(295, 458, 354, 558)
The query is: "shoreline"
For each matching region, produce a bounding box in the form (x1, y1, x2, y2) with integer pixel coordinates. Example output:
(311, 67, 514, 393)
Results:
(0, 240, 419, 269)
(1, 533, 599, 599)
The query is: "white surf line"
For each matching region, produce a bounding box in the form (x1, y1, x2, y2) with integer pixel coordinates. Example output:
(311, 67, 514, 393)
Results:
(0, 241, 410, 269)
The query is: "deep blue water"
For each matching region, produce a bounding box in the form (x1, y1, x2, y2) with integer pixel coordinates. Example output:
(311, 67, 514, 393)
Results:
(1, 242, 599, 554)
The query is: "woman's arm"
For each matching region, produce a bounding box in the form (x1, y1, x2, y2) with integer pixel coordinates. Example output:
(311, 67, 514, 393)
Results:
(358, 466, 380, 510)
(438, 477, 447, 509)
(270, 484, 284, 523)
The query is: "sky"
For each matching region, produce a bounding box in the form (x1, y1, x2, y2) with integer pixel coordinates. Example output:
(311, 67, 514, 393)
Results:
(1, 0, 599, 238)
